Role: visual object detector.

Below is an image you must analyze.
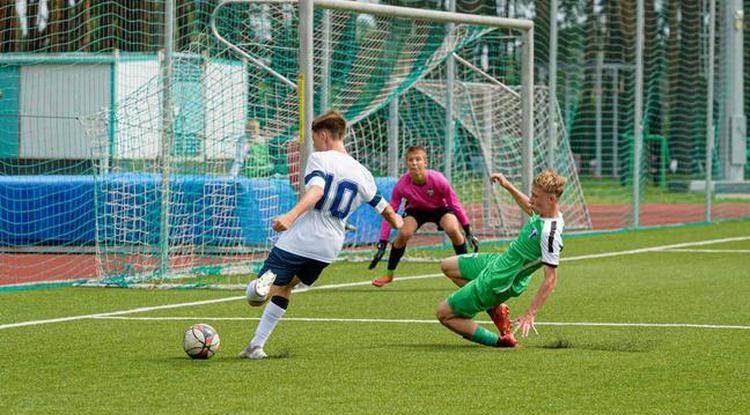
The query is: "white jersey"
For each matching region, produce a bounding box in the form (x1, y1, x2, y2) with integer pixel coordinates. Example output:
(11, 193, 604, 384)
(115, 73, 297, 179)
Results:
(275, 150, 388, 263)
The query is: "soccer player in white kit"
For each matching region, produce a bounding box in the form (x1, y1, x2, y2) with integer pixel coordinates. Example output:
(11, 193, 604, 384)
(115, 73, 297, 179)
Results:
(239, 110, 403, 359)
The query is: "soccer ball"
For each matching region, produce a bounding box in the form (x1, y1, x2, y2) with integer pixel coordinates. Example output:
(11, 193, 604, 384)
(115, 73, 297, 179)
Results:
(355, 13, 376, 41)
(182, 323, 221, 359)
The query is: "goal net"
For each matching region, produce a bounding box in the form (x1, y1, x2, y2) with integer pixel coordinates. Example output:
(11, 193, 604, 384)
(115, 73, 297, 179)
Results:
(83, 0, 590, 287)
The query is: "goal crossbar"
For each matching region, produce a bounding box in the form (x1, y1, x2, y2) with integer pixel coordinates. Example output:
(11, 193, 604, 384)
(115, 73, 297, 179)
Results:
(213, 0, 532, 31)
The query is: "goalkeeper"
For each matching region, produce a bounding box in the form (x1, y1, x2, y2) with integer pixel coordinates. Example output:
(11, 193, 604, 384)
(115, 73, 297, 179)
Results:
(370, 145, 478, 287)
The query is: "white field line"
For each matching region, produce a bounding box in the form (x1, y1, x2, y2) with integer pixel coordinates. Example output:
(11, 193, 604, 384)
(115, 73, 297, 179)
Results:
(0, 276, 441, 331)
(93, 315, 750, 331)
(0, 279, 88, 288)
(558, 235, 750, 262)
(660, 249, 750, 253)
(2, 235, 749, 331)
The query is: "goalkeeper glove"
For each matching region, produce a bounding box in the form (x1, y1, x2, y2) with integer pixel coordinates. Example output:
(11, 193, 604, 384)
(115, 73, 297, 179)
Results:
(463, 225, 479, 253)
(368, 240, 388, 270)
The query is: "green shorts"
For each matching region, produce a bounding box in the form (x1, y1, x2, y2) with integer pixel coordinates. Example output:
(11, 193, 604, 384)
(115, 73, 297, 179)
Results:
(446, 253, 531, 318)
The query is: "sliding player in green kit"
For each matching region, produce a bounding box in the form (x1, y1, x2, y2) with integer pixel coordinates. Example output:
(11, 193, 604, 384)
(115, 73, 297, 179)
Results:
(436, 170, 566, 348)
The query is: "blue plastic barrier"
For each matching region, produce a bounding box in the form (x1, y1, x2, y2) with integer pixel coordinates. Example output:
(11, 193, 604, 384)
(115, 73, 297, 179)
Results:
(0, 174, 398, 247)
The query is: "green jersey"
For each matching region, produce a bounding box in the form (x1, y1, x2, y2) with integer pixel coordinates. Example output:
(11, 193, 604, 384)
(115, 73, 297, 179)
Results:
(502, 213, 565, 274)
(449, 213, 564, 318)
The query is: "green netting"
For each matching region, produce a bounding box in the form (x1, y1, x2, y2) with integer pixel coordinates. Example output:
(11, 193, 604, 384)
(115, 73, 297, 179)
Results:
(518, 0, 750, 228)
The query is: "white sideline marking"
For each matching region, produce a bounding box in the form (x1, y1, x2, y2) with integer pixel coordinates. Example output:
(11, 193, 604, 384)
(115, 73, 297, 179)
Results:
(0, 296, 245, 330)
(92, 315, 750, 331)
(0, 275, 441, 331)
(559, 236, 750, 262)
(660, 249, 750, 254)
(2, 235, 749, 331)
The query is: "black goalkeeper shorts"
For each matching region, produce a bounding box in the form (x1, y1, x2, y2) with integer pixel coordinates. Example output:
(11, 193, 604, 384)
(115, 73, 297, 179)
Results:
(403, 207, 456, 230)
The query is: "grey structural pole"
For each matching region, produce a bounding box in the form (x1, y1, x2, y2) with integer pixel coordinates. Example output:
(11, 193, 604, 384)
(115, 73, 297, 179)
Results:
(299, 0, 314, 195)
(159, 0, 176, 277)
(388, 96, 400, 177)
(612, 67, 619, 177)
(594, 50, 603, 177)
(564, 72, 571, 130)
(633, 0, 644, 228)
(521, 27, 534, 196)
(444, 0, 456, 183)
(321, 10, 331, 111)
(721, 0, 746, 181)
(706, 0, 716, 221)
(482, 52, 493, 226)
(548, 0, 558, 168)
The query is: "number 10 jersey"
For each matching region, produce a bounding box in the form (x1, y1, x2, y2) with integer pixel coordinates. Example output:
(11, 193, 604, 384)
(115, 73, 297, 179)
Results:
(275, 150, 388, 263)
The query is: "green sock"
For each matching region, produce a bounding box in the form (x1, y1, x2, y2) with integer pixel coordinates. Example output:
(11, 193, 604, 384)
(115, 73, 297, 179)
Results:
(469, 326, 499, 347)
(386, 269, 395, 277)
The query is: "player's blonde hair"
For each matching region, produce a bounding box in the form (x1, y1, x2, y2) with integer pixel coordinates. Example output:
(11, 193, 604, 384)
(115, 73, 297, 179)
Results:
(534, 170, 566, 197)
(312, 110, 347, 140)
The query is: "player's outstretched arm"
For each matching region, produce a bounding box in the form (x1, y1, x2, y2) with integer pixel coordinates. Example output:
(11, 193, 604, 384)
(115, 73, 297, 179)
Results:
(490, 173, 533, 216)
(514, 265, 557, 337)
(272, 186, 324, 232)
(380, 204, 403, 230)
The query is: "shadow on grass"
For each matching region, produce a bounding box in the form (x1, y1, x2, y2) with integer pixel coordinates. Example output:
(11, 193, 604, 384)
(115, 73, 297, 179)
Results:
(528, 336, 655, 353)
(387, 340, 653, 353)
(385, 343, 489, 352)
(165, 349, 294, 364)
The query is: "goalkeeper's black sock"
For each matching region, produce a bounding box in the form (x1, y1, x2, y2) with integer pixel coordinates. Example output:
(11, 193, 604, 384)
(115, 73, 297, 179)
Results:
(387, 246, 406, 274)
(453, 243, 468, 255)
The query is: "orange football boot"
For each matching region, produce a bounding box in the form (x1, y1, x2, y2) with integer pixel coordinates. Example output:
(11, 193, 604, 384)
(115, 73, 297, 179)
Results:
(497, 332, 518, 348)
(489, 303, 512, 335)
(372, 275, 394, 287)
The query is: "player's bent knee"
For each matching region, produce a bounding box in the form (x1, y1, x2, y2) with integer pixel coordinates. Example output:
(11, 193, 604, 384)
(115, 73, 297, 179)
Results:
(440, 257, 450, 273)
(436, 301, 453, 323)
(440, 256, 457, 276)
(270, 286, 289, 299)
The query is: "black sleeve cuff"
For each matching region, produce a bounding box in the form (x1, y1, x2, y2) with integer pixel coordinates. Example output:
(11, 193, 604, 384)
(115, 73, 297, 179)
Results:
(542, 262, 558, 268)
(368, 194, 383, 207)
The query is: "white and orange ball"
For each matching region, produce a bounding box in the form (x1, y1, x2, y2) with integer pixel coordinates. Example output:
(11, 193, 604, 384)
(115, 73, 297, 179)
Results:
(182, 323, 221, 359)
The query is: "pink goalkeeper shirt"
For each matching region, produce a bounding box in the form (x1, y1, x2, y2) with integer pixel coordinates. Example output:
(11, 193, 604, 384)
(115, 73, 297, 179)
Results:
(379, 169, 470, 241)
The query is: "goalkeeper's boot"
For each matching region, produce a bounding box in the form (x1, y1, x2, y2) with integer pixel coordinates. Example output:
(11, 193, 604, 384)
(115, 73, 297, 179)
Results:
(372, 275, 394, 287)
(488, 303, 512, 336)
(238, 345, 267, 360)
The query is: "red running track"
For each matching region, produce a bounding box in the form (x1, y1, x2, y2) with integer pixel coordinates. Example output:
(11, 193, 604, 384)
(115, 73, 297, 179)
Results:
(2, 203, 749, 286)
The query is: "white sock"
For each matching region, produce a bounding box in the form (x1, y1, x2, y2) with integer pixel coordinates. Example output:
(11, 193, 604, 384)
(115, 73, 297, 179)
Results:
(250, 301, 286, 349)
